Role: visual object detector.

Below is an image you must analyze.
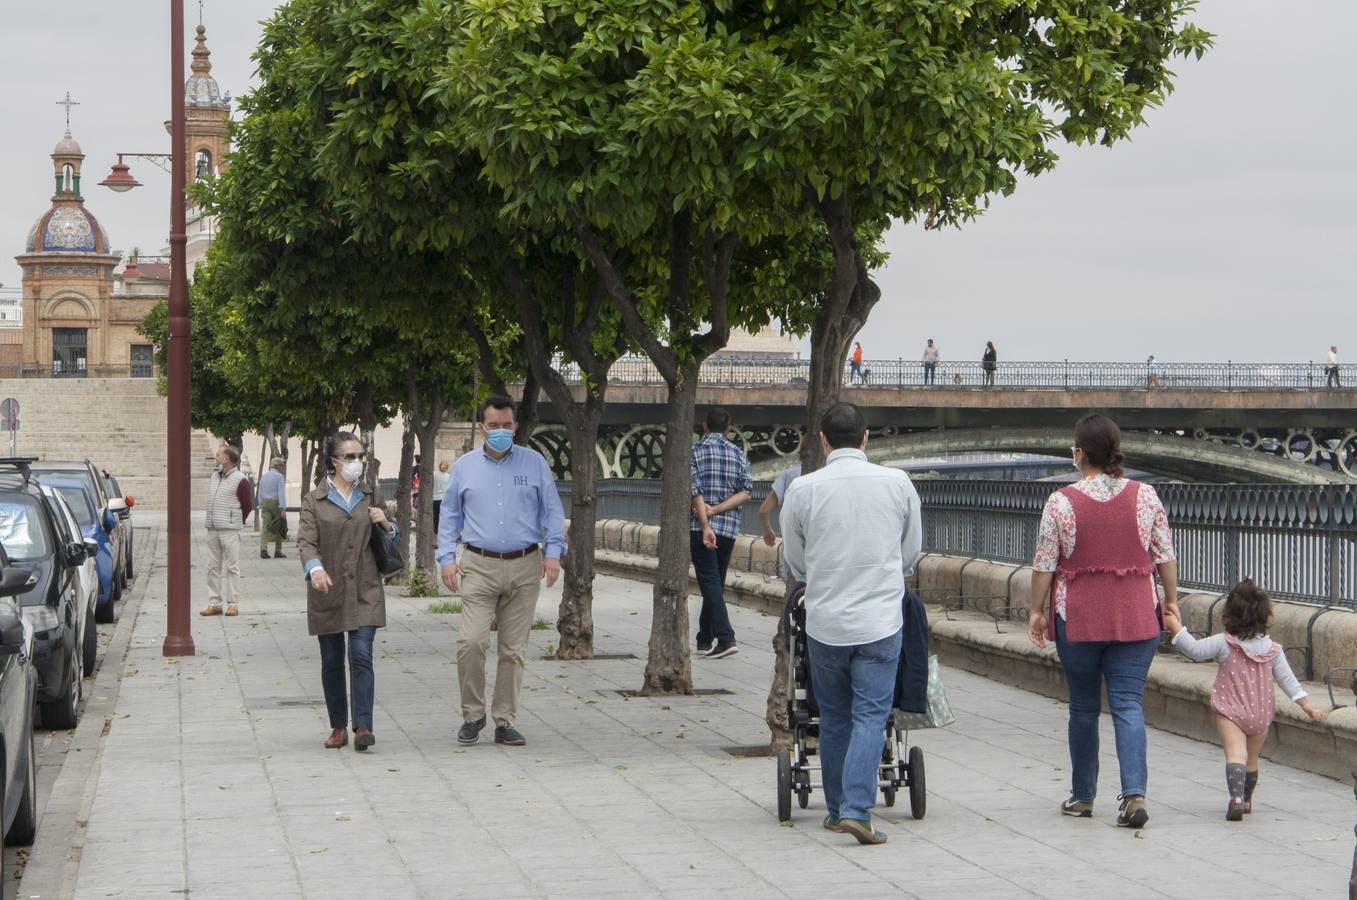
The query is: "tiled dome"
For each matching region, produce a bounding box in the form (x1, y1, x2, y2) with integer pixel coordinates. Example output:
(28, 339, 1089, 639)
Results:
(26, 205, 110, 254)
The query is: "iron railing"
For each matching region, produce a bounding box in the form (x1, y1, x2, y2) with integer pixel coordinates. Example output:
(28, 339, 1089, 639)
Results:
(0, 363, 155, 379)
(567, 478, 1357, 608)
(554, 356, 1357, 391)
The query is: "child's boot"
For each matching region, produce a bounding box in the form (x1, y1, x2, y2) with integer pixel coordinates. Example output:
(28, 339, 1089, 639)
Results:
(1242, 771, 1258, 814)
(1225, 763, 1247, 821)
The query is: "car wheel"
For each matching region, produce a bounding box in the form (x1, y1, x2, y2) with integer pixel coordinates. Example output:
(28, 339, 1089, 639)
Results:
(112, 574, 123, 602)
(95, 595, 116, 624)
(118, 565, 128, 591)
(4, 726, 38, 845)
(82, 612, 97, 674)
(41, 645, 81, 730)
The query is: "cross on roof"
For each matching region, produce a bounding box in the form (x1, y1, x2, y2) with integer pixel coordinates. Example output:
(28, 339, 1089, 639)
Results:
(56, 92, 79, 130)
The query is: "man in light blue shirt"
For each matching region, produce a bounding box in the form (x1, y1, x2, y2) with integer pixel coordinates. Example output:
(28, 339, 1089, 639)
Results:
(257, 458, 288, 559)
(781, 402, 922, 845)
(438, 395, 566, 748)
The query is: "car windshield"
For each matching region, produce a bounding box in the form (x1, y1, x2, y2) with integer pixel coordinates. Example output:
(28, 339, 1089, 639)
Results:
(0, 496, 51, 560)
(36, 468, 100, 507)
(55, 487, 95, 528)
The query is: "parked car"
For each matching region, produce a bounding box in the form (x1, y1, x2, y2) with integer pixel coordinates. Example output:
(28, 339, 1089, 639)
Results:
(40, 484, 100, 676)
(0, 541, 39, 873)
(28, 460, 125, 619)
(47, 479, 117, 625)
(102, 470, 135, 582)
(0, 464, 93, 730)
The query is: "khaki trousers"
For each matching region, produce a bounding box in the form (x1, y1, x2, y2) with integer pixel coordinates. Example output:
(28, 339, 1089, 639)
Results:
(205, 528, 241, 608)
(456, 548, 541, 725)
(259, 499, 285, 554)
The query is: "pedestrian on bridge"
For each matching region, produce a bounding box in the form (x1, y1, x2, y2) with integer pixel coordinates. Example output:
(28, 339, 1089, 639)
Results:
(200, 445, 252, 618)
(849, 341, 865, 385)
(1328, 345, 1341, 388)
(439, 396, 565, 748)
(258, 457, 288, 560)
(921, 339, 939, 385)
(981, 341, 998, 387)
(299, 432, 396, 752)
(1027, 414, 1179, 829)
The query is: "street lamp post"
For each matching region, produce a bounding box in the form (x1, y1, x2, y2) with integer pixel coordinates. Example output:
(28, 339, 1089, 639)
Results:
(99, 5, 194, 658)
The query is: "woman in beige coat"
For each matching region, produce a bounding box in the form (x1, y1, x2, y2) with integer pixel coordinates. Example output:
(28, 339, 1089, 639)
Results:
(298, 432, 395, 751)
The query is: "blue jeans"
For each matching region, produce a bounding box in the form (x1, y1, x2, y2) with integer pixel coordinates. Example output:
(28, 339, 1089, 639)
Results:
(1054, 617, 1157, 801)
(807, 629, 902, 822)
(318, 626, 377, 730)
(690, 531, 736, 644)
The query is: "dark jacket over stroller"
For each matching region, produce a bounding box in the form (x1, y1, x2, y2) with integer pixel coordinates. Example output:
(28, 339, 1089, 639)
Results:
(784, 586, 930, 716)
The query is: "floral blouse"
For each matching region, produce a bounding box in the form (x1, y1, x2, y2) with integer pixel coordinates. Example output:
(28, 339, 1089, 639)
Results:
(1032, 475, 1175, 618)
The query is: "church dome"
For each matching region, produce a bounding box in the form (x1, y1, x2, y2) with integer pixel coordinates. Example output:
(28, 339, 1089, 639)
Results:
(186, 25, 230, 111)
(26, 205, 110, 254)
(53, 132, 82, 157)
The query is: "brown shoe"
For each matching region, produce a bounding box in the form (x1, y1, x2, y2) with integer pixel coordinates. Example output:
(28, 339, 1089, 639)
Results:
(224, 604, 239, 617)
(199, 605, 223, 616)
(324, 728, 349, 749)
(354, 728, 375, 752)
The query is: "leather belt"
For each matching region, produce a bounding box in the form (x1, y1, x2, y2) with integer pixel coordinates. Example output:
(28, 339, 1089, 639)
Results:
(466, 544, 539, 561)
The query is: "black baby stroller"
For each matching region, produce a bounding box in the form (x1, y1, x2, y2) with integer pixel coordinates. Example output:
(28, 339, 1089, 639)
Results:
(776, 583, 929, 823)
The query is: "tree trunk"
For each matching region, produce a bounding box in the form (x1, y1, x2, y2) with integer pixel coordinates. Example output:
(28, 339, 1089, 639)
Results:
(392, 412, 415, 583)
(638, 364, 700, 695)
(413, 384, 444, 578)
(254, 427, 270, 530)
(516, 367, 540, 445)
(300, 438, 315, 493)
(556, 404, 603, 659)
(766, 191, 884, 747)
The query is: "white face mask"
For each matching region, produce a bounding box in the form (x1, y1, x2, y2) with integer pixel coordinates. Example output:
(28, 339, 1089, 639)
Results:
(339, 460, 364, 483)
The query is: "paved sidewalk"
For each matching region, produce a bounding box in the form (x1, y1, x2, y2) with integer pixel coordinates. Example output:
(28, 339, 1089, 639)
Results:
(53, 524, 1357, 899)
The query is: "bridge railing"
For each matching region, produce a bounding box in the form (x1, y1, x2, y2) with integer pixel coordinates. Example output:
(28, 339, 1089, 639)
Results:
(566, 478, 1357, 608)
(554, 356, 1356, 390)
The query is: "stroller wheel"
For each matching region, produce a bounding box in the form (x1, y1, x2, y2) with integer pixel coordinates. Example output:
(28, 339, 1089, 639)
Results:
(883, 783, 897, 807)
(776, 750, 793, 823)
(908, 745, 926, 820)
(797, 782, 811, 809)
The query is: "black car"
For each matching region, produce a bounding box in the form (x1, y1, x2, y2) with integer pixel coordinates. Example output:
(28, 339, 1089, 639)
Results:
(0, 460, 94, 730)
(0, 543, 39, 877)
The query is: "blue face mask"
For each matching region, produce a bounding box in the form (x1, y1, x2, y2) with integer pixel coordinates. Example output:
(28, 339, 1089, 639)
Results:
(485, 428, 514, 453)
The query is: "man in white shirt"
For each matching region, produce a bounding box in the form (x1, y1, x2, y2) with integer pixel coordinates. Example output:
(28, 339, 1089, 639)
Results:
(781, 402, 922, 845)
(1327, 345, 1341, 388)
(921, 339, 940, 385)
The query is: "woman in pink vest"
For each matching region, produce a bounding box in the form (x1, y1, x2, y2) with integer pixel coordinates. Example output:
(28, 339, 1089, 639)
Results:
(1027, 415, 1179, 829)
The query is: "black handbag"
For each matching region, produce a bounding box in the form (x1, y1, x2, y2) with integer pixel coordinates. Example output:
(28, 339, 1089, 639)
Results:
(369, 523, 404, 577)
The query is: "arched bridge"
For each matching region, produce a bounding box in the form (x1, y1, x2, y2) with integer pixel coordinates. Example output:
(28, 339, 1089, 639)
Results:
(517, 359, 1357, 483)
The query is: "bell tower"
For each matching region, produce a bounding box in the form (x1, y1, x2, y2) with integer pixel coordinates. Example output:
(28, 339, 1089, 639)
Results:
(172, 22, 231, 205)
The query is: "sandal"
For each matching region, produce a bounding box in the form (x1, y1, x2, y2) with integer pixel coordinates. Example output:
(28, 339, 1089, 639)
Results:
(822, 815, 840, 831)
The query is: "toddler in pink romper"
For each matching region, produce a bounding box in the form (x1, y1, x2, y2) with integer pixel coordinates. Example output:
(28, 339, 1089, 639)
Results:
(1167, 594, 1324, 820)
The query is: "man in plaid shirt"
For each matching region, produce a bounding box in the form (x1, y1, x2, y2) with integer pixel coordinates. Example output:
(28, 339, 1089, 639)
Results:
(690, 407, 754, 659)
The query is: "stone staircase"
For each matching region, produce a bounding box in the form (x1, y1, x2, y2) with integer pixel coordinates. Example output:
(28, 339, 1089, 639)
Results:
(0, 378, 216, 509)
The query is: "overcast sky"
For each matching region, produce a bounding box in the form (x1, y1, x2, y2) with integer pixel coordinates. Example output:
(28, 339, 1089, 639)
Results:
(2, 1, 1352, 363)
